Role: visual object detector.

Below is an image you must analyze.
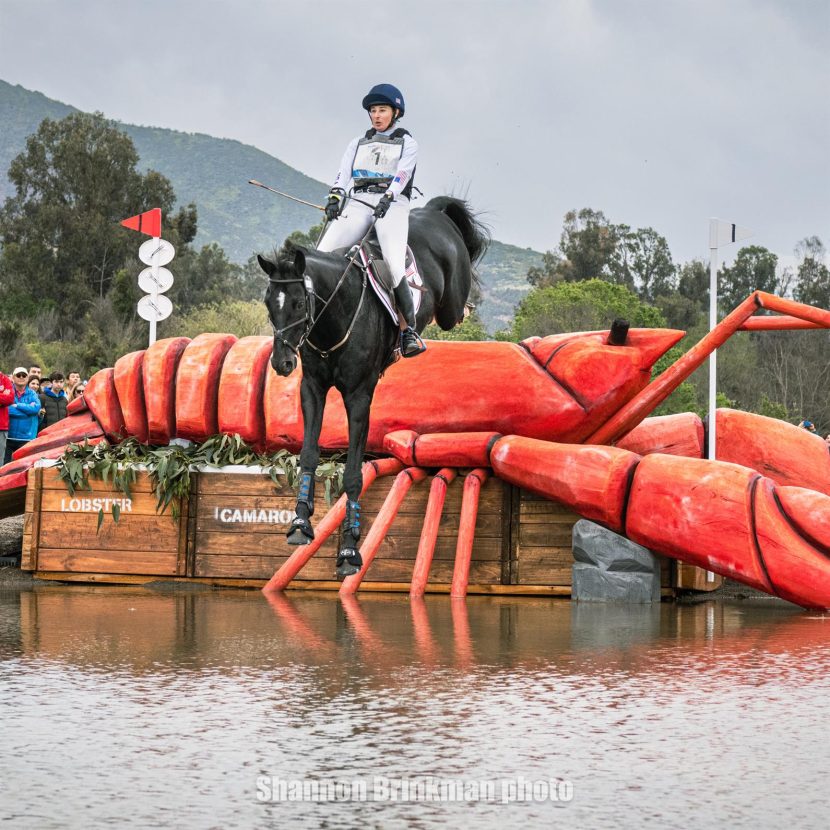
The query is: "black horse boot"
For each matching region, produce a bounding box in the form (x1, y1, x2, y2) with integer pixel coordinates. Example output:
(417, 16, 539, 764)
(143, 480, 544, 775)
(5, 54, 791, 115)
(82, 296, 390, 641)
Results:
(287, 471, 315, 545)
(336, 500, 363, 578)
(393, 282, 426, 358)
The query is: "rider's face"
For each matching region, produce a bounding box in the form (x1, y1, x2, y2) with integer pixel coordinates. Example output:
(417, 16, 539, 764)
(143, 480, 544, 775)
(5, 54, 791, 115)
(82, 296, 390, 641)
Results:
(369, 105, 395, 132)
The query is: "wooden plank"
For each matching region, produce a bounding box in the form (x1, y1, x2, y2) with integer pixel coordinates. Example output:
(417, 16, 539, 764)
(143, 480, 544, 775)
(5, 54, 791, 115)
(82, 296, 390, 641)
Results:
(21, 467, 43, 571)
(39, 513, 179, 552)
(361, 534, 502, 562)
(176, 482, 190, 576)
(360, 478, 503, 513)
(359, 510, 504, 537)
(37, 548, 179, 575)
(516, 546, 574, 565)
(518, 523, 575, 547)
(40, 489, 166, 515)
(195, 530, 339, 557)
(516, 563, 573, 585)
(675, 561, 722, 591)
(519, 503, 581, 522)
(195, 553, 336, 580)
(195, 473, 295, 497)
(507, 484, 519, 584)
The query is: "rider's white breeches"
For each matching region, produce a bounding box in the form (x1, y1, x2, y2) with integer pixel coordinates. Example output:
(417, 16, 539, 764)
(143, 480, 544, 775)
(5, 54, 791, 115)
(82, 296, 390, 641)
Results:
(318, 193, 410, 287)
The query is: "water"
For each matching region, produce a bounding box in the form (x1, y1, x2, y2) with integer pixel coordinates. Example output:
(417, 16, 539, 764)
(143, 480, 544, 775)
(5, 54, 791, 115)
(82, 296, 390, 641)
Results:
(1, 586, 828, 828)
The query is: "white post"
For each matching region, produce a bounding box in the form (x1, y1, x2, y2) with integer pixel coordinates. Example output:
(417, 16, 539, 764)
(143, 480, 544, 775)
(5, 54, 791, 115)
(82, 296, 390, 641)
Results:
(149, 235, 160, 346)
(708, 219, 719, 461)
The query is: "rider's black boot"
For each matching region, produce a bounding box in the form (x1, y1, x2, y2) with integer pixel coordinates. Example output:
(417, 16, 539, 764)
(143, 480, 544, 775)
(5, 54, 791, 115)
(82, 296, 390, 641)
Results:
(393, 282, 426, 358)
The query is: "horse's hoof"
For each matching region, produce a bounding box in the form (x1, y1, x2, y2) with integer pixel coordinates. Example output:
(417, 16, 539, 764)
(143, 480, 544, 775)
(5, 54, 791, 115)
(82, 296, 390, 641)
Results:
(335, 549, 363, 579)
(286, 518, 314, 546)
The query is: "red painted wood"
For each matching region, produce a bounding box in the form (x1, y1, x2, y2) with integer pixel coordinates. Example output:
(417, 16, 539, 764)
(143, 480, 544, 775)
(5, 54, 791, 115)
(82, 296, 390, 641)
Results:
(143, 337, 190, 444)
(491, 437, 637, 532)
(626, 455, 773, 593)
(84, 368, 126, 440)
(339, 467, 428, 595)
(218, 336, 273, 449)
(175, 333, 238, 442)
(450, 469, 489, 598)
(262, 458, 403, 592)
(716, 409, 830, 495)
(113, 351, 148, 444)
(616, 413, 704, 458)
(753, 478, 830, 609)
(11, 412, 103, 459)
(410, 468, 457, 598)
(776, 486, 830, 551)
(384, 430, 499, 468)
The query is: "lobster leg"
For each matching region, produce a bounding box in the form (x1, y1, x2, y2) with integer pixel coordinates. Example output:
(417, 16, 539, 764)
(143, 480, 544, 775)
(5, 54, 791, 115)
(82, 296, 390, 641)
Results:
(383, 430, 830, 610)
(410, 469, 457, 598)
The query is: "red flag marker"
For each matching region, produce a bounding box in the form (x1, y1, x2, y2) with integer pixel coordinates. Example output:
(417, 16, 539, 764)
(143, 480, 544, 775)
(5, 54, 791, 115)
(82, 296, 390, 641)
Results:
(120, 207, 161, 238)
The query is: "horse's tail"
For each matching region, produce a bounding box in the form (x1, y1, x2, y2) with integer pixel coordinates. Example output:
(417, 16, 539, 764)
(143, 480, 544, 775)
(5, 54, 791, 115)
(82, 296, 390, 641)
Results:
(424, 197, 490, 283)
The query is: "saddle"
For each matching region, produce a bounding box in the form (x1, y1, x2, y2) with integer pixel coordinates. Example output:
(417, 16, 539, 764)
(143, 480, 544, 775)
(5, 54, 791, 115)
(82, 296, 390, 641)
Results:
(352, 236, 425, 325)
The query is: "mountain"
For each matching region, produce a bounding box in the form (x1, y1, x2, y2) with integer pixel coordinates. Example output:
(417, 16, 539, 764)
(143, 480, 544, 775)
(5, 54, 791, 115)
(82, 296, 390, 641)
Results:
(0, 80, 538, 331)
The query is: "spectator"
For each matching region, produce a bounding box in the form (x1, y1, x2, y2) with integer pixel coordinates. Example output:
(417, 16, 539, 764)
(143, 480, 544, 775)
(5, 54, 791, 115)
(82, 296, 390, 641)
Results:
(798, 419, 817, 433)
(28, 365, 42, 379)
(29, 376, 46, 427)
(0, 370, 13, 466)
(27, 376, 40, 393)
(5, 367, 41, 464)
(40, 371, 68, 429)
(41, 377, 52, 393)
(70, 383, 86, 402)
(65, 370, 81, 399)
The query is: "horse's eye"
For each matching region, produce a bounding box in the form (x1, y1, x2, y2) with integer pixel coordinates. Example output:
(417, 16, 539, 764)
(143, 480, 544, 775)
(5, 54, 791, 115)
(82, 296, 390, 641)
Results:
(293, 299, 305, 311)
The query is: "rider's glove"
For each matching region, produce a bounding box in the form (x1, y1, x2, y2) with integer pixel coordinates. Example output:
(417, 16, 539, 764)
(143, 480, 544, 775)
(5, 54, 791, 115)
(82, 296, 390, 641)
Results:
(373, 193, 393, 219)
(324, 188, 346, 221)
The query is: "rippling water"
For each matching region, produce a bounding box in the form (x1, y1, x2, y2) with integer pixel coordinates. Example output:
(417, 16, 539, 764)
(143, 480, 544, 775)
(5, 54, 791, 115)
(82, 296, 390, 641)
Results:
(1, 585, 829, 828)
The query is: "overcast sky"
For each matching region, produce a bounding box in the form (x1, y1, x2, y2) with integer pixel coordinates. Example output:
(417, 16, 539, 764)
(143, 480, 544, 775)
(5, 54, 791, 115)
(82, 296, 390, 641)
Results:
(1, 0, 827, 267)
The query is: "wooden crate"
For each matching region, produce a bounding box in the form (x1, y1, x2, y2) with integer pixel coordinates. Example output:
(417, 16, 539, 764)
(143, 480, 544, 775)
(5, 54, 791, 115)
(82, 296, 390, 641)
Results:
(23, 464, 716, 594)
(25, 466, 186, 576)
(191, 471, 339, 581)
(513, 490, 673, 588)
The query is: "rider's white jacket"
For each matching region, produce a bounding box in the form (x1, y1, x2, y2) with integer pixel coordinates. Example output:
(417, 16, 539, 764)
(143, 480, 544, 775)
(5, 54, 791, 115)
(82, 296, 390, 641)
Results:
(331, 127, 418, 201)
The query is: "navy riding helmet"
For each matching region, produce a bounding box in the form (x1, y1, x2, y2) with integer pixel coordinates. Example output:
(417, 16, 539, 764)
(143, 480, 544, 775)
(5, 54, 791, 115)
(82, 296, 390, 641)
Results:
(362, 83, 405, 116)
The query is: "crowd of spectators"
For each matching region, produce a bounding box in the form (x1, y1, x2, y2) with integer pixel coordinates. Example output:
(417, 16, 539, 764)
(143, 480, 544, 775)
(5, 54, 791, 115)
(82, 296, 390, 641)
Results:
(0, 364, 87, 465)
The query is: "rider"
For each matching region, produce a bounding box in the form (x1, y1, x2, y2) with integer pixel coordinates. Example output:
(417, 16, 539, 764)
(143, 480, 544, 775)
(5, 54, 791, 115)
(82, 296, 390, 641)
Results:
(317, 83, 425, 358)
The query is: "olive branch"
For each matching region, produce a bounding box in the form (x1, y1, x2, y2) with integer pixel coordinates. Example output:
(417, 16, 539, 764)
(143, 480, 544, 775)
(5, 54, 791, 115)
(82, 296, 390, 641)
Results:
(55, 435, 344, 530)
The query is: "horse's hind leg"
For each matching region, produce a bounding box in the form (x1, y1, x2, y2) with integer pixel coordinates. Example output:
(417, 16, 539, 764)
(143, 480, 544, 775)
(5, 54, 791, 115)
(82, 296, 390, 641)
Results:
(287, 376, 326, 546)
(336, 388, 373, 579)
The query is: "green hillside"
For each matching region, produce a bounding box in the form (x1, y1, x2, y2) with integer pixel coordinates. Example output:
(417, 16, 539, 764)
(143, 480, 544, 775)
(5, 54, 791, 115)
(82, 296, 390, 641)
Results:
(0, 79, 538, 331)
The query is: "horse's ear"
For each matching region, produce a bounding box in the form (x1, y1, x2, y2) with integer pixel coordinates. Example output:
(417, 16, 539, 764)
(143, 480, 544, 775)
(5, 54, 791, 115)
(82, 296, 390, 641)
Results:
(257, 254, 276, 277)
(293, 249, 306, 276)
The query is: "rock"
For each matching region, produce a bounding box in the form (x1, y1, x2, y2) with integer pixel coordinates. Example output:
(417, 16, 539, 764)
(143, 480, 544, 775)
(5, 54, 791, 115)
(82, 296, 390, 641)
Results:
(572, 519, 661, 603)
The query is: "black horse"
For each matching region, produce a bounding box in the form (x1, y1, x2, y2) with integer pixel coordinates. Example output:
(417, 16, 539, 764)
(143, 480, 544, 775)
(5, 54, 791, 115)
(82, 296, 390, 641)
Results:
(258, 196, 489, 578)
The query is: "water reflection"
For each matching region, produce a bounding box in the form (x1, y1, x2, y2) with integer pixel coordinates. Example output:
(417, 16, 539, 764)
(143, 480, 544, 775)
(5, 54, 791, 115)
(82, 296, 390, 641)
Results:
(1, 585, 828, 828)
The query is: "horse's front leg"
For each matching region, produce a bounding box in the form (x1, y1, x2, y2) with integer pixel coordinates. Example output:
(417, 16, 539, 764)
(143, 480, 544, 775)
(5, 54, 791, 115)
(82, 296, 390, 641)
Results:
(336, 387, 374, 579)
(287, 374, 327, 546)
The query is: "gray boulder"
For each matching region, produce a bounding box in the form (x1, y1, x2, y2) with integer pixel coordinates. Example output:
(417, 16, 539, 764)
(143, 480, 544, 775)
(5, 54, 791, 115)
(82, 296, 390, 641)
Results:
(572, 519, 661, 603)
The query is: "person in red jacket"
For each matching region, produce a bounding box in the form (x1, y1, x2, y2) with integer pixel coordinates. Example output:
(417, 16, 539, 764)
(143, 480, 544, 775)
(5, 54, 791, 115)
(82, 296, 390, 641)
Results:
(0, 371, 14, 465)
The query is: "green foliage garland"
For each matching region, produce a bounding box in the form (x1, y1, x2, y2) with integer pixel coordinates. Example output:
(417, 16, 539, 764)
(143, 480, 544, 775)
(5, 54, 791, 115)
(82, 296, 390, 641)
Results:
(55, 435, 344, 530)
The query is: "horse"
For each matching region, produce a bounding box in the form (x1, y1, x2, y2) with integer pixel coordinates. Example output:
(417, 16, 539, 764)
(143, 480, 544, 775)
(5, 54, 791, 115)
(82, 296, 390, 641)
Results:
(257, 196, 489, 578)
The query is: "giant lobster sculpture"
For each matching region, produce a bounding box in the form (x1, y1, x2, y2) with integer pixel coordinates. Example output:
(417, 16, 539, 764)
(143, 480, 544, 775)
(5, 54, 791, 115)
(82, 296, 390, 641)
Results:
(2, 291, 830, 609)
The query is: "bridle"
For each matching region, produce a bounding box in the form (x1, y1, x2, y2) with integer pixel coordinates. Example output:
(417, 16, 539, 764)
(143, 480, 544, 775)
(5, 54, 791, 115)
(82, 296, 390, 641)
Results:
(268, 254, 368, 359)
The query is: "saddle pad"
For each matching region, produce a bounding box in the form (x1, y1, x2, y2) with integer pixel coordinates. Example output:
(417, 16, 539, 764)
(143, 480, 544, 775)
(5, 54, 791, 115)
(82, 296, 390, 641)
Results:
(358, 246, 424, 324)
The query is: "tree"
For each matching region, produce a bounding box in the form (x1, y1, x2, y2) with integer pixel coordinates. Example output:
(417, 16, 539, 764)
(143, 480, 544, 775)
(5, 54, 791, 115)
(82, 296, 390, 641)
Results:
(717, 245, 779, 314)
(793, 236, 830, 309)
(0, 112, 177, 329)
(610, 226, 675, 301)
(505, 279, 665, 342)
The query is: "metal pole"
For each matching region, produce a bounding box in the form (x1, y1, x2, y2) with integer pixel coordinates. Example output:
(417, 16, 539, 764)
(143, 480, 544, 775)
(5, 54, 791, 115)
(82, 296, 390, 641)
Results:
(708, 233, 718, 461)
(149, 235, 160, 347)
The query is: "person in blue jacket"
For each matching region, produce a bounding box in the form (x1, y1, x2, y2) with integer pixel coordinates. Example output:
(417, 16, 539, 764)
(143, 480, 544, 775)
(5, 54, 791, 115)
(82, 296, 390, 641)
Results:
(5, 366, 41, 464)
